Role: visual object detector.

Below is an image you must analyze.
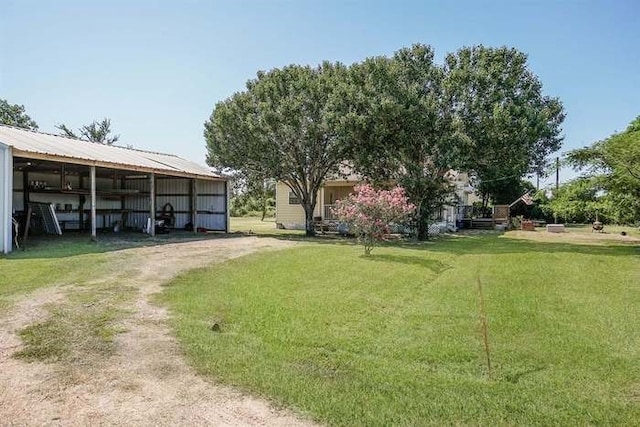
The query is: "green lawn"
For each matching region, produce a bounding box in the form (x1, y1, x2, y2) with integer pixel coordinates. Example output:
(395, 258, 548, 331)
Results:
(0, 242, 111, 311)
(160, 234, 640, 426)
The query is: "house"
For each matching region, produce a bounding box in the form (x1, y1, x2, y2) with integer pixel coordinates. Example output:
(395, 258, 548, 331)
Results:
(440, 170, 481, 223)
(0, 125, 229, 254)
(275, 170, 479, 230)
(275, 171, 360, 230)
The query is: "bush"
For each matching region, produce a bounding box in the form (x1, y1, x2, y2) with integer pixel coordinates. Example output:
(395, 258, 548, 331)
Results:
(333, 184, 415, 255)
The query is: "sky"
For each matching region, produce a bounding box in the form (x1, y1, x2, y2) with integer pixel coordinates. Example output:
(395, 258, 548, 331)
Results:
(1, 0, 638, 187)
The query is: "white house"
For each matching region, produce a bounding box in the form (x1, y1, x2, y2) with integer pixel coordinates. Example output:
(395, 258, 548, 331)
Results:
(275, 170, 479, 230)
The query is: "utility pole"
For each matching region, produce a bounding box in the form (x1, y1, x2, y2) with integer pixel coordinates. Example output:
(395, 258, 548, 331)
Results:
(554, 156, 560, 224)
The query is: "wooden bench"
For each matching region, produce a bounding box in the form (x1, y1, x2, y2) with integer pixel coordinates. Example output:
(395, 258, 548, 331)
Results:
(546, 224, 565, 233)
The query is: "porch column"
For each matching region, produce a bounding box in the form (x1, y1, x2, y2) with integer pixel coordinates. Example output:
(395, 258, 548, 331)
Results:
(90, 165, 97, 241)
(149, 173, 155, 237)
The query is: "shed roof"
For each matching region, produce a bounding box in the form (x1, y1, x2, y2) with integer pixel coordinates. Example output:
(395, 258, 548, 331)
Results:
(0, 125, 222, 180)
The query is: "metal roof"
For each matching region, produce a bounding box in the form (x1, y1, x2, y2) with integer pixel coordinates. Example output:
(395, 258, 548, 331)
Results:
(0, 125, 222, 180)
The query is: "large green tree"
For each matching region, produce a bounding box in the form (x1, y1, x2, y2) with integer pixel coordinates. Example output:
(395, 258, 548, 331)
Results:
(343, 44, 562, 238)
(567, 116, 640, 223)
(543, 178, 603, 223)
(56, 118, 120, 145)
(445, 46, 565, 206)
(343, 44, 466, 240)
(204, 62, 351, 236)
(568, 116, 640, 186)
(0, 99, 38, 130)
(227, 171, 276, 220)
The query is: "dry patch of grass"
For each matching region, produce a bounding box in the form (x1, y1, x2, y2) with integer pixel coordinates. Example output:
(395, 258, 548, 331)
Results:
(502, 226, 640, 245)
(15, 283, 135, 365)
(230, 216, 303, 236)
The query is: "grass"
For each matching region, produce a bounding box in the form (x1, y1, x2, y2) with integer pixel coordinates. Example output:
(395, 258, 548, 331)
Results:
(160, 233, 640, 426)
(16, 282, 135, 364)
(230, 216, 304, 236)
(0, 230, 235, 310)
(0, 246, 111, 312)
(0, 225, 268, 366)
(0, 236, 141, 367)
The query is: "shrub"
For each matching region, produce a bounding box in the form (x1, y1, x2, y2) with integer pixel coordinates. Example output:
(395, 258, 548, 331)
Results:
(333, 184, 415, 255)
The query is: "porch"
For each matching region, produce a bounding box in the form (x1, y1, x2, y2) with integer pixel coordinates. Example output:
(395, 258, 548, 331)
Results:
(321, 184, 354, 221)
(457, 204, 510, 230)
(323, 204, 339, 220)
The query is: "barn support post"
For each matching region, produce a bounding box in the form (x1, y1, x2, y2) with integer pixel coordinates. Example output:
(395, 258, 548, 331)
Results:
(90, 165, 97, 241)
(149, 173, 155, 237)
(60, 164, 65, 190)
(1, 145, 13, 253)
(191, 178, 198, 234)
(22, 166, 29, 219)
(225, 180, 230, 233)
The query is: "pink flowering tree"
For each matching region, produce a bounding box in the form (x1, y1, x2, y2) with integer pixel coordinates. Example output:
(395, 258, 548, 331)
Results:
(333, 184, 416, 256)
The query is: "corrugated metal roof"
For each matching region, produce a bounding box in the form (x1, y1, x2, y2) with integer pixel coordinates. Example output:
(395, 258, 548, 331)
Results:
(0, 125, 222, 180)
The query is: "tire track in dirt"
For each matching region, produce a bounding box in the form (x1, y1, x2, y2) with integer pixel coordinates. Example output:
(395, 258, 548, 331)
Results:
(0, 236, 315, 426)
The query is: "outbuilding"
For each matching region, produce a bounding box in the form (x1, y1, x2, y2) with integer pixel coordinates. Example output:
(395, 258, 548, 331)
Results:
(0, 125, 229, 253)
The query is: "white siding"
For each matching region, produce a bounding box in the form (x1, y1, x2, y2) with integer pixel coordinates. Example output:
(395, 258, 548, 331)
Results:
(275, 182, 322, 230)
(116, 177, 228, 231)
(156, 177, 192, 229)
(197, 213, 226, 230)
(196, 180, 225, 194)
(196, 179, 227, 231)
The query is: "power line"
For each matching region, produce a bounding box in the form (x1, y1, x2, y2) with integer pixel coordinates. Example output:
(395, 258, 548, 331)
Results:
(472, 174, 520, 184)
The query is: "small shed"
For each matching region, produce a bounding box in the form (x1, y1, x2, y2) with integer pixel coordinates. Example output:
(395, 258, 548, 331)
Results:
(0, 125, 229, 253)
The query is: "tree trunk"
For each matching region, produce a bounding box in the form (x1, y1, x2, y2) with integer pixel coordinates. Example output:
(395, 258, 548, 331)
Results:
(304, 203, 316, 237)
(416, 205, 430, 241)
(260, 193, 267, 221)
(417, 215, 429, 240)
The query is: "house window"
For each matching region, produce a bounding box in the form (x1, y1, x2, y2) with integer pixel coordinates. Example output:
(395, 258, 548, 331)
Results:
(288, 191, 300, 205)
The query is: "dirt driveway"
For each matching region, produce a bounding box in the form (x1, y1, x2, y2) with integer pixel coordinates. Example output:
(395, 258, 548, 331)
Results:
(0, 236, 315, 426)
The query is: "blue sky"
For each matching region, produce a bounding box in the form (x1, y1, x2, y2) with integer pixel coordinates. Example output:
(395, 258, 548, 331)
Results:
(1, 0, 638, 187)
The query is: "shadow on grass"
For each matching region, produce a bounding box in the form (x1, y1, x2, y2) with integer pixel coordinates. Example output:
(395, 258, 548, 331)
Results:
(4, 231, 247, 260)
(364, 254, 452, 273)
(254, 231, 356, 246)
(6, 228, 637, 262)
(502, 365, 547, 384)
(409, 234, 639, 258)
(256, 231, 638, 258)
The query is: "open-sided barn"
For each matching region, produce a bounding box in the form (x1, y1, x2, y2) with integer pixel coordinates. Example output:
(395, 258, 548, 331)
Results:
(0, 125, 228, 253)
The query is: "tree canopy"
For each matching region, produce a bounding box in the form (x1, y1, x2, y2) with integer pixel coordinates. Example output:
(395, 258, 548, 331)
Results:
(204, 62, 351, 235)
(343, 44, 563, 237)
(568, 116, 640, 187)
(566, 116, 640, 223)
(0, 99, 38, 130)
(445, 46, 565, 206)
(205, 44, 564, 238)
(56, 118, 120, 145)
(343, 44, 465, 239)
